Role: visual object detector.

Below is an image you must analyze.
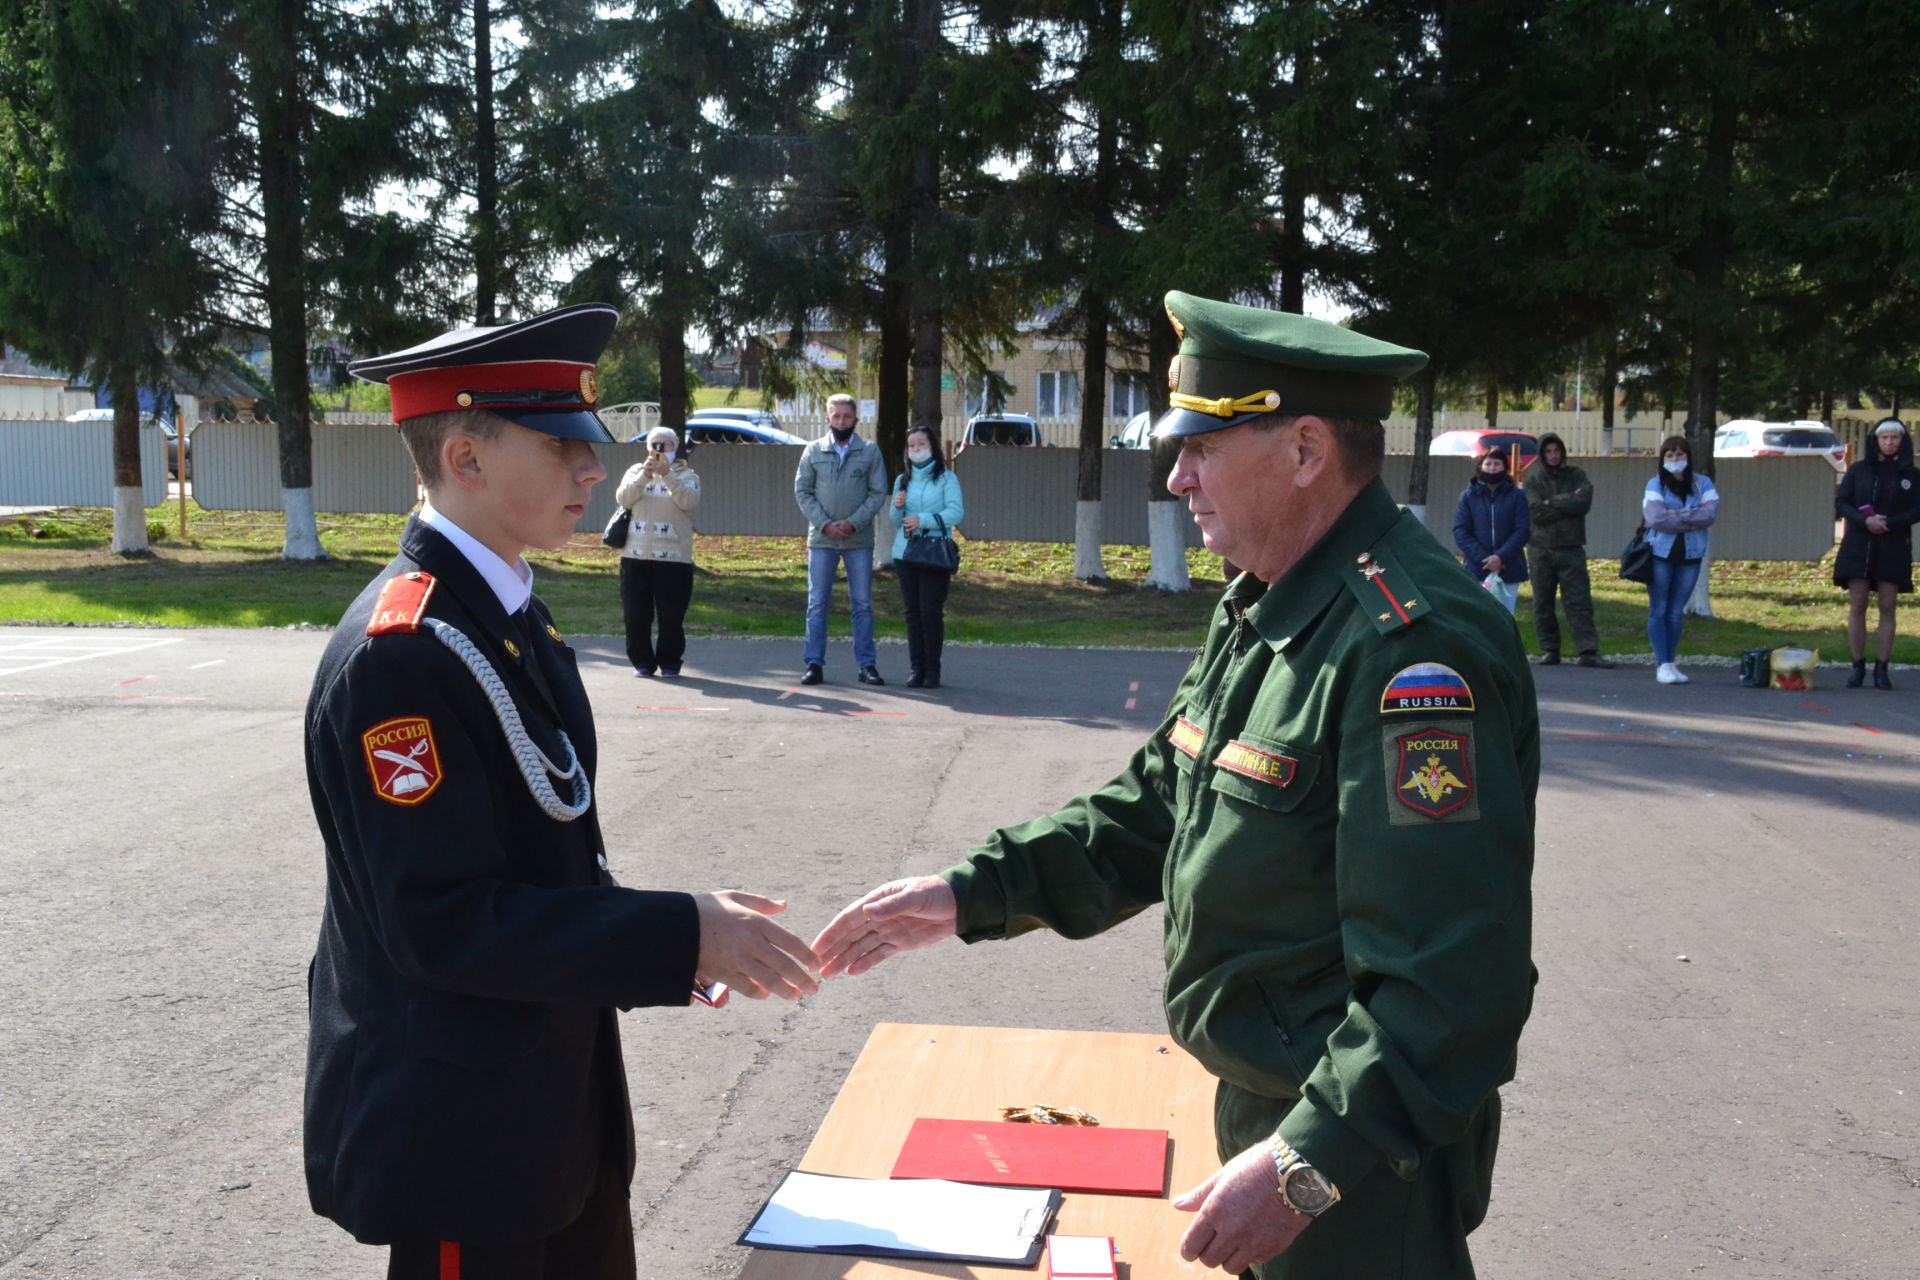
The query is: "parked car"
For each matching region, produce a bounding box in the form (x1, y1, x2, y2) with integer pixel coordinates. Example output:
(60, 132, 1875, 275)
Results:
(1428, 428, 1539, 475)
(67, 407, 188, 479)
(958, 413, 1041, 452)
(628, 418, 808, 448)
(1713, 419, 1846, 473)
(1110, 410, 1153, 449)
(690, 405, 785, 434)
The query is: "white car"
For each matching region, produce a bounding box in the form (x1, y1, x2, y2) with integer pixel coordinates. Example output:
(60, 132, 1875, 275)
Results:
(1713, 420, 1846, 473)
(958, 413, 1041, 452)
(1110, 411, 1153, 449)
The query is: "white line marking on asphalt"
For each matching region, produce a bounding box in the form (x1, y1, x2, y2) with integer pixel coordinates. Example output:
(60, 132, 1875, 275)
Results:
(188, 659, 225, 670)
(0, 636, 183, 677)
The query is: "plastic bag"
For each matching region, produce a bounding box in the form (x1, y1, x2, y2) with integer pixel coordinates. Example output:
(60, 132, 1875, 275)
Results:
(1769, 647, 1818, 691)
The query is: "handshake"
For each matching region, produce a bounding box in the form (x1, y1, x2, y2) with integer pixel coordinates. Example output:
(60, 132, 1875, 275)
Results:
(691, 876, 956, 1007)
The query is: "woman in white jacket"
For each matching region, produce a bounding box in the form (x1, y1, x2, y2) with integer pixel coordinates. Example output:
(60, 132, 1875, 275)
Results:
(614, 426, 701, 676)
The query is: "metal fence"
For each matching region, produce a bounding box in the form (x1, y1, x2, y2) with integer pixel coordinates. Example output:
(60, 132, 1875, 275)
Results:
(2, 418, 1843, 560)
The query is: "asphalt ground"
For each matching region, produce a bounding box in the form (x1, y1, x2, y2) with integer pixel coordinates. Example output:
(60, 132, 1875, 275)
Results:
(0, 622, 1915, 1279)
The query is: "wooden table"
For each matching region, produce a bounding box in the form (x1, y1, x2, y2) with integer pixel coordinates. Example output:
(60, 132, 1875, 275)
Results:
(736, 1023, 1221, 1279)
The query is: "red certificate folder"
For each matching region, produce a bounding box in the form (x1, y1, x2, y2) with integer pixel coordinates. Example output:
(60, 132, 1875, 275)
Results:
(890, 1118, 1170, 1196)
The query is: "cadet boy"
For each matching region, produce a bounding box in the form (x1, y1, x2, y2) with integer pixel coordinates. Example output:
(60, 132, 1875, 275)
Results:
(814, 292, 1539, 1279)
(304, 304, 820, 1279)
(1524, 432, 1613, 667)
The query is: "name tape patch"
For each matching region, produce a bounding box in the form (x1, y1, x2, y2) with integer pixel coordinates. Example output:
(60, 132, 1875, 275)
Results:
(1380, 662, 1475, 715)
(362, 715, 444, 806)
(1213, 740, 1298, 788)
(1168, 716, 1206, 759)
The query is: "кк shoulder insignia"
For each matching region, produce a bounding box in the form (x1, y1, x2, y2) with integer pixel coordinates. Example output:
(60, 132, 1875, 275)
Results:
(366, 571, 437, 636)
(1344, 549, 1432, 635)
(361, 715, 444, 806)
(1384, 723, 1478, 825)
(1380, 662, 1476, 715)
(1168, 716, 1206, 758)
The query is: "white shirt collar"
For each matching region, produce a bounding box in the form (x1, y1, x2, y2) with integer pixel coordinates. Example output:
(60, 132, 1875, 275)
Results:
(419, 501, 534, 615)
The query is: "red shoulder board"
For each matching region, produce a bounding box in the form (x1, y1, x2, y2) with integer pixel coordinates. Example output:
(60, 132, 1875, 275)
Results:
(366, 571, 437, 636)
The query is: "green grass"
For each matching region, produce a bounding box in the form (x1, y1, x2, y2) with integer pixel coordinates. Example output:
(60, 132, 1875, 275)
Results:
(2, 504, 1912, 661)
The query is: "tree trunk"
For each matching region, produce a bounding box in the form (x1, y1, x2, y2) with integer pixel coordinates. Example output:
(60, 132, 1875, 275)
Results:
(1143, 305, 1188, 592)
(109, 363, 149, 555)
(254, 0, 323, 560)
(473, 0, 498, 326)
(876, 217, 911, 461)
(657, 313, 689, 435)
(1407, 365, 1437, 515)
(1074, 289, 1109, 581)
(1600, 360, 1619, 455)
(1484, 381, 1497, 428)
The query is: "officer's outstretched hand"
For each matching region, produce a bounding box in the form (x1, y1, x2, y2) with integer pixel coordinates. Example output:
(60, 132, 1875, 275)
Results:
(692, 891, 821, 1001)
(811, 875, 957, 978)
(1172, 1141, 1313, 1273)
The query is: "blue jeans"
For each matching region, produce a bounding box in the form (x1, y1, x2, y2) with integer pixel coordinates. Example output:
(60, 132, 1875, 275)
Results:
(805, 545, 875, 669)
(1647, 555, 1702, 664)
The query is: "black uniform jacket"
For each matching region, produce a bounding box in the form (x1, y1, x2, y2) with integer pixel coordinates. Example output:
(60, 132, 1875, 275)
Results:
(1833, 446, 1917, 592)
(303, 517, 699, 1245)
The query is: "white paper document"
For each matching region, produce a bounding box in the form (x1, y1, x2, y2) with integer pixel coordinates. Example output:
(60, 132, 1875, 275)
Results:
(740, 1170, 1059, 1265)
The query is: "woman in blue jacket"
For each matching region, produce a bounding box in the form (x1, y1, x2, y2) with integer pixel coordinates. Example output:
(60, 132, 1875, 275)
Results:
(889, 426, 965, 688)
(1642, 434, 1721, 684)
(1452, 446, 1531, 614)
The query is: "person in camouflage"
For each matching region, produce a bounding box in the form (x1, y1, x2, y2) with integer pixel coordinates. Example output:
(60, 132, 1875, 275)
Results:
(1523, 432, 1613, 667)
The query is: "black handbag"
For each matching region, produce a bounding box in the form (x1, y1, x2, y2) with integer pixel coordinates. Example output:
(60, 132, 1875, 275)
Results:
(602, 506, 632, 549)
(900, 515, 961, 574)
(1618, 524, 1654, 585)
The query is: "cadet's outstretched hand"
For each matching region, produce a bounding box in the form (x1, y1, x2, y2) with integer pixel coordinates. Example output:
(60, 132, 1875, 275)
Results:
(811, 875, 957, 977)
(692, 891, 821, 1001)
(1172, 1141, 1312, 1273)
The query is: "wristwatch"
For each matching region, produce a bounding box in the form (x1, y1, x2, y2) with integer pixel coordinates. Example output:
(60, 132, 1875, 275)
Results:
(1268, 1135, 1341, 1217)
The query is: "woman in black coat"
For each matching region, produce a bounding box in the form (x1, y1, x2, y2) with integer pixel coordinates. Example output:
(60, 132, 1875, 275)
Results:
(1452, 445, 1531, 615)
(1834, 418, 1917, 689)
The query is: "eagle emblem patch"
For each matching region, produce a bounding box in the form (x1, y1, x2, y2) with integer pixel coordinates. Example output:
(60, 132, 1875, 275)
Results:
(1380, 662, 1475, 715)
(1391, 728, 1473, 819)
(362, 715, 444, 806)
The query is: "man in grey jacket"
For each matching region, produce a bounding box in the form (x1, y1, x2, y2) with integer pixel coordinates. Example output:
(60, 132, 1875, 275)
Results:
(794, 393, 888, 685)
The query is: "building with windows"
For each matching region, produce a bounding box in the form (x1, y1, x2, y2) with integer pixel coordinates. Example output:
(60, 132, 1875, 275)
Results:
(732, 308, 1155, 443)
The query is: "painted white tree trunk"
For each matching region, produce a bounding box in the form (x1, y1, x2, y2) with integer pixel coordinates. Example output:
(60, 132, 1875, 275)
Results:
(1405, 503, 1427, 526)
(1073, 500, 1108, 581)
(110, 486, 149, 554)
(282, 487, 327, 560)
(1684, 550, 1715, 617)
(1142, 500, 1190, 592)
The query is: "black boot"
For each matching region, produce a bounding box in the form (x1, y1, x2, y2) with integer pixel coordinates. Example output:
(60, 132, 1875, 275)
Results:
(1873, 662, 1893, 691)
(906, 668, 925, 689)
(924, 661, 941, 690)
(1846, 661, 1867, 688)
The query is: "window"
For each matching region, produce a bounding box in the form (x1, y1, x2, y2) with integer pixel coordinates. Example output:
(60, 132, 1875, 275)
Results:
(1035, 371, 1080, 419)
(1110, 371, 1150, 419)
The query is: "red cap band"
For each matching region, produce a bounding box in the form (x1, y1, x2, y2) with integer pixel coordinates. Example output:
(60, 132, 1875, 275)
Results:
(388, 360, 596, 423)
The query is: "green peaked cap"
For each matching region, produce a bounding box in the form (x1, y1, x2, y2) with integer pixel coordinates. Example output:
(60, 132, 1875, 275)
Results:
(1154, 290, 1429, 438)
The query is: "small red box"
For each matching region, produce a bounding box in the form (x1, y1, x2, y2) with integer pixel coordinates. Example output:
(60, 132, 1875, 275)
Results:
(1047, 1235, 1117, 1279)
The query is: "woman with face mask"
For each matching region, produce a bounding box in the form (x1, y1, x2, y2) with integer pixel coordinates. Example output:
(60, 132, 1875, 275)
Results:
(1641, 435, 1720, 684)
(1833, 418, 1915, 689)
(613, 425, 702, 676)
(1451, 445, 1531, 615)
(888, 427, 965, 688)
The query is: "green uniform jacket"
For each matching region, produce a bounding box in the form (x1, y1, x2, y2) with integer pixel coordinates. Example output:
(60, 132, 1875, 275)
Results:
(1523, 459, 1594, 550)
(945, 479, 1539, 1197)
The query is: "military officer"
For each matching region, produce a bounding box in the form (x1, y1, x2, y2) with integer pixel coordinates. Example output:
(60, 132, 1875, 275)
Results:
(813, 291, 1539, 1279)
(304, 304, 820, 1279)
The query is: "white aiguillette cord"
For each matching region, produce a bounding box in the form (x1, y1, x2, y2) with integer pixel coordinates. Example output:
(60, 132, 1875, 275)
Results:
(422, 618, 592, 822)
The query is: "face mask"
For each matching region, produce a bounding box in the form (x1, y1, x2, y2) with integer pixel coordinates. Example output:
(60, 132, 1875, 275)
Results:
(1663, 458, 1688, 475)
(908, 448, 932, 464)
(830, 424, 855, 443)
(653, 445, 675, 462)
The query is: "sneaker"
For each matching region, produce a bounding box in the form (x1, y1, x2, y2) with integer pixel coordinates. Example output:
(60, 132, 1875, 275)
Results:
(1655, 663, 1681, 684)
(659, 667, 681, 679)
(800, 663, 824, 686)
(1576, 653, 1614, 669)
(1671, 665, 1689, 683)
(857, 665, 887, 686)
(634, 667, 655, 678)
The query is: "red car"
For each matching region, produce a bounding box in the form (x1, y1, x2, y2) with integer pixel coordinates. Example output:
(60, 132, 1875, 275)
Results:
(1427, 429, 1539, 475)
